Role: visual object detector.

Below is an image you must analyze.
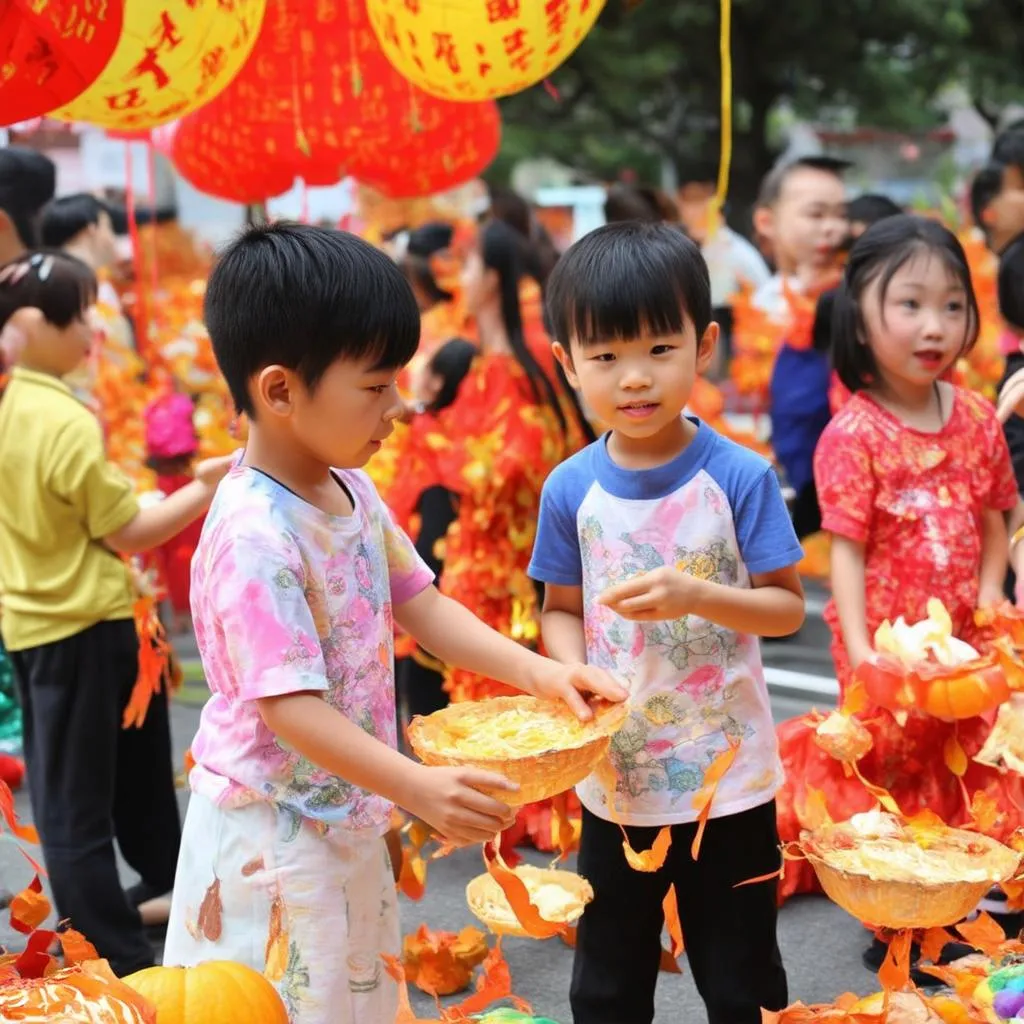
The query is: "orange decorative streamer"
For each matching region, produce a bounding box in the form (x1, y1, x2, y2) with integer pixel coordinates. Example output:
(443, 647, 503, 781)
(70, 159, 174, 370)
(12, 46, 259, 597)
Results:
(481, 842, 569, 940)
(9, 876, 49, 935)
(691, 734, 741, 860)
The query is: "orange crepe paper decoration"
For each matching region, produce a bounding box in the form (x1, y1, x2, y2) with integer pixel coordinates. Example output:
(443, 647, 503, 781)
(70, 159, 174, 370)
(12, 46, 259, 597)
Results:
(691, 734, 741, 859)
(481, 842, 569, 940)
(10, 875, 50, 935)
(402, 925, 489, 997)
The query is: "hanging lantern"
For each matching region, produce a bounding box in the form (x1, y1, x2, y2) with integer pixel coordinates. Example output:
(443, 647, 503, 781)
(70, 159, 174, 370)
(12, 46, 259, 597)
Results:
(171, 113, 293, 204)
(51, 0, 267, 131)
(366, 0, 605, 101)
(352, 94, 500, 198)
(0, 0, 126, 127)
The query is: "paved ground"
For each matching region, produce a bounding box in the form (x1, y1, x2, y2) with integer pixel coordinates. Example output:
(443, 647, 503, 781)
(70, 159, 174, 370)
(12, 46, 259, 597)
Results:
(1, 588, 887, 1021)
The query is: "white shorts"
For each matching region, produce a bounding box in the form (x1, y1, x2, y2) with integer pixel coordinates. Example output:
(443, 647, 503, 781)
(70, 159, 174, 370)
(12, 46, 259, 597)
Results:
(164, 793, 399, 1024)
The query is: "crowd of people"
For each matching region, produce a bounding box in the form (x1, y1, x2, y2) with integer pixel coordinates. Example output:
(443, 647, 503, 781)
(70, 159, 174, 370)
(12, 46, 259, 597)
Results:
(0, 117, 1022, 1024)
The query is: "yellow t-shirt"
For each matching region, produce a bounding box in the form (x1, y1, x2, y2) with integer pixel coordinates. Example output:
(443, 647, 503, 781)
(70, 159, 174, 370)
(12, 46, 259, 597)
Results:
(0, 368, 139, 651)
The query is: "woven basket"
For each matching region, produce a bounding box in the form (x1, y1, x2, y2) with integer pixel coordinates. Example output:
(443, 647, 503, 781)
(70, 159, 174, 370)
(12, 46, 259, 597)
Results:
(466, 865, 594, 937)
(408, 696, 628, 806)
(806, 854, 1002, 929)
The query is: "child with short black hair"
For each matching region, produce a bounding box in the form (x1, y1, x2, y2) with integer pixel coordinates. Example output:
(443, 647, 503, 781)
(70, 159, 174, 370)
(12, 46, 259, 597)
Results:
(162, 223, 625, 1024)
(533, 222, 805, 1024)
(0, 250, 231, 975)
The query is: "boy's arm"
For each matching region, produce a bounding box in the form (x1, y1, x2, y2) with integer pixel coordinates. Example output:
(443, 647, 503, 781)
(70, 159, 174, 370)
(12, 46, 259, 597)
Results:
(257, 693, 517, 845)
(104, 456, 233, 555)
(598, 564, 805, 637)
(394, 585, 626, 719)
(540, 583, 588, 664)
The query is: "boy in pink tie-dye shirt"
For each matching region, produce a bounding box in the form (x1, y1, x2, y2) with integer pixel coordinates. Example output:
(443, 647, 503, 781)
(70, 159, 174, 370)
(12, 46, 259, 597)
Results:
(163, 224, 625, 1024)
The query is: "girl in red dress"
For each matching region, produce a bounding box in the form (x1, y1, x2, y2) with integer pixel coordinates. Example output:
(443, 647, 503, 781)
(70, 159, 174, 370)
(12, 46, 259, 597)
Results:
(776, 217, 1024, 932)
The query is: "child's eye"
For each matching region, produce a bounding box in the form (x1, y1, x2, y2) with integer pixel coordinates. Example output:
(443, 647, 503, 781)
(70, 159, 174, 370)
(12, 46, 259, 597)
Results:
(901, 299, 919, 311)
(946, 301, 965, 313)
(651, 344, 675, 355)
(589, 352, 616, 363)
(368, 383, 391, 394)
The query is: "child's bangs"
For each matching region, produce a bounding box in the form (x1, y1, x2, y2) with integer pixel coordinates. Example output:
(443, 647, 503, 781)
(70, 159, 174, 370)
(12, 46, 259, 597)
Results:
(559, 265, 691, 347)
(0, 251, 97, 330)
(873, 240, 979, 347)
(327, 292, 421, 373)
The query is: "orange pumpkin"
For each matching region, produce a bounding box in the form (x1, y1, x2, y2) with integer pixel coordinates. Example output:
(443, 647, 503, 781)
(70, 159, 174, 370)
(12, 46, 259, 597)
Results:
(0, 960, 156, 1023)
(857, 653, 1010, 721)
(124, 961, 288, 1024)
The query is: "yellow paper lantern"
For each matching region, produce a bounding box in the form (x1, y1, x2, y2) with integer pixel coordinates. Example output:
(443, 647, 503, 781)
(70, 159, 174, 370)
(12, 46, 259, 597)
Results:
(366, 0, 605, 101)
(52, 0, 267, 131)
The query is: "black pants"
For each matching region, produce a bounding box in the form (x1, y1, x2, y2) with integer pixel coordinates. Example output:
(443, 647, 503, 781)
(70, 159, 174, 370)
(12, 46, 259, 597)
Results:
(571, 801, 788, 1024)
(10, 619, 181, 975)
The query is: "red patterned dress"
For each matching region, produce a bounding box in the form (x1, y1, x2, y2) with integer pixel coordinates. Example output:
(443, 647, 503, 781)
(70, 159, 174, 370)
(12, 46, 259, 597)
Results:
(777, 387, 1024, 902)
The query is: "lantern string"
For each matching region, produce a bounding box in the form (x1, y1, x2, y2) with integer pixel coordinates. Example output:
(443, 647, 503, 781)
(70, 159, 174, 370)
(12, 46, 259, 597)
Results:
(708, 0, 732, 240)
(145, 141, 160, 359)
(123, 142, 148, 363)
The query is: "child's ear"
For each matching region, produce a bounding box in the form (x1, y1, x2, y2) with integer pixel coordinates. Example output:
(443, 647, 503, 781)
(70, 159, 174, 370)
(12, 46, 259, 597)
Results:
(753, 205, 775, 244)
(552, 341, 580, 388)
(696, 323, 719, 374)
(254, 365, 295, 418)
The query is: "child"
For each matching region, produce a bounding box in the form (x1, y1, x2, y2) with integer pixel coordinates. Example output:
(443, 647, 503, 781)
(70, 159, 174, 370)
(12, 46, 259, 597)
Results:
(161, 224, 624, 1024)
(775, 216, 1024, 944)
(143, 391, 204, 632)
(534, 222, 805, 1024)
(972, 163, 1024, 257)
(751, 156, 849, 318)
(846, 193, 903, 245)
(0, 251, 232, 975)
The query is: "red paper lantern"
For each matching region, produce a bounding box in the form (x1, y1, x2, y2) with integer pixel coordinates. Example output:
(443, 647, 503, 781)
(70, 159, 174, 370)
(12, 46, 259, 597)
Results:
(351, 94, 500, 198)
(171, 0, 501, 200)
(171, 115, 293, 204)
(0, 0, 126, 127)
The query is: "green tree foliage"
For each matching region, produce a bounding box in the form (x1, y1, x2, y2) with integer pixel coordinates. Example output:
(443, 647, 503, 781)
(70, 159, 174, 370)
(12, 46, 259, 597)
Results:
(491, 0, 1024, 209)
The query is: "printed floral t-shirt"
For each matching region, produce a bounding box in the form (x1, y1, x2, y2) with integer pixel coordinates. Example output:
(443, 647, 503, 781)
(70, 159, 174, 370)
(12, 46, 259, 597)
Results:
(188, 462, 433, 833)
(529, 419, 803, 826)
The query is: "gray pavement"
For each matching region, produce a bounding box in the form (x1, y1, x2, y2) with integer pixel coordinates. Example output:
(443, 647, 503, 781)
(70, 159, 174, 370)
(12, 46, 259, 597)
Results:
(1, 594, 885, 1021)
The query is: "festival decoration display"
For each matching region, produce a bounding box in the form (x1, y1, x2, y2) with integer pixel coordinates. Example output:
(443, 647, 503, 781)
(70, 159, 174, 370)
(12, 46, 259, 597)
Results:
(856, 599, 1013, 721)
(407, 695, 628, 805)
(366, 0, 606, 102)
(123, 962, 289, 1024)
(53, 0, 267, 131)
(0, 0, 125, 126)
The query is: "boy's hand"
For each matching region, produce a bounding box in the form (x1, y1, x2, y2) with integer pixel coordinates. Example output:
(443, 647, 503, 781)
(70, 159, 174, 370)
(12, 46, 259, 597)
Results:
(194, 454, 234, 488)
(598, 567, 705, 623)
(405, 765, 518, 846)
(527, 659, 628, 720)
(997, 367, 1024, 424)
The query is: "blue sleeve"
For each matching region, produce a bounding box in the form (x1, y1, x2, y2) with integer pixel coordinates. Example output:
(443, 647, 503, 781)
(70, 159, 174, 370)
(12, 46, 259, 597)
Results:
(528, 469, 584, 587)
(734, 466, 805, 575)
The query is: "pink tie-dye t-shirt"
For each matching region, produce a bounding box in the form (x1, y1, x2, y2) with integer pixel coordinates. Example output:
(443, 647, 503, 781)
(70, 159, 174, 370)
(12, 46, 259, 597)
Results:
(188, 462, 433, 833)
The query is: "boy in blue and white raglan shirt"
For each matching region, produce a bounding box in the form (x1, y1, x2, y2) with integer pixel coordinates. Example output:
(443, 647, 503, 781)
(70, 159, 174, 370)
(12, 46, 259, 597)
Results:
(532, 222, 806, 1024)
